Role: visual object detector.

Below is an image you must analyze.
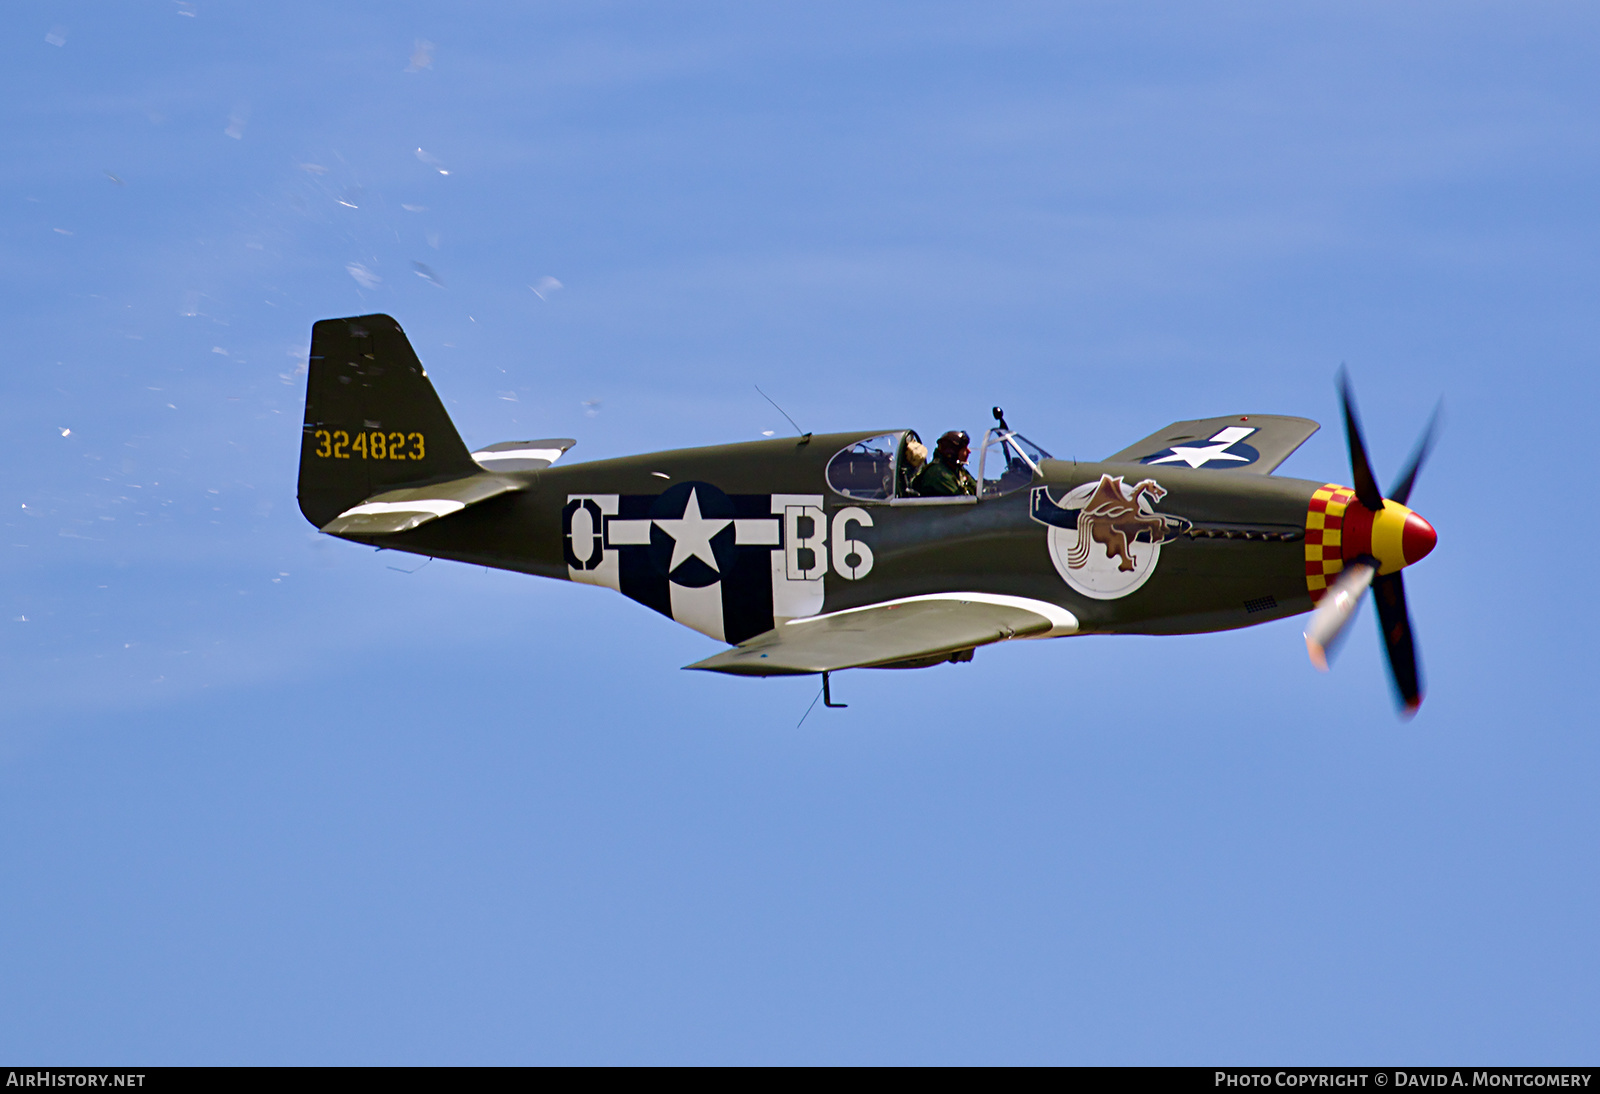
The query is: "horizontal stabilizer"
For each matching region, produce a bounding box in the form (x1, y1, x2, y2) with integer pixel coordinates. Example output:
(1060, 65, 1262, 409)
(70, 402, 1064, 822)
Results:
(1104, 414, 1319, 474)
(320, 472, 524, 536)
(685, 593, 1078, 677)
(471, 438, 576, 472)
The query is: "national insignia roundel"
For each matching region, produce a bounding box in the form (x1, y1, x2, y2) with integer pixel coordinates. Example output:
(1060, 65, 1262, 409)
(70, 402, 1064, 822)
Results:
(1138, 425, 1260, 469)
(647, 481, 739, 587)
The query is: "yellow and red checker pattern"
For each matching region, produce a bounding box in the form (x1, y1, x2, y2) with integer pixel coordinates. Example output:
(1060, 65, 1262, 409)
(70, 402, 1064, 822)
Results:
(1304, 485, 1356, 603)
(1304, 484, 1438, 602)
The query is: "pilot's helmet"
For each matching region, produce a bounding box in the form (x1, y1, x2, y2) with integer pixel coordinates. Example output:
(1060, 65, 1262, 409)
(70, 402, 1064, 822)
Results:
(936, 430, 971, 459)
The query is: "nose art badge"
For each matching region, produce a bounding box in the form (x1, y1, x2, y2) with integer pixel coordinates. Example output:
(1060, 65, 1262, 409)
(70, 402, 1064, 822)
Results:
(1030, 475, 1191, 599)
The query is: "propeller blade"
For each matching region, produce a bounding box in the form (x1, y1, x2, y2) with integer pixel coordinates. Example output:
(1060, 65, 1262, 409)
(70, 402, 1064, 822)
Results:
(1372, 570, 1424, 717)
(1338, 369, 1385, 512)
(1304, 561, 1376, 671)
(1387, 400, 1442, 507)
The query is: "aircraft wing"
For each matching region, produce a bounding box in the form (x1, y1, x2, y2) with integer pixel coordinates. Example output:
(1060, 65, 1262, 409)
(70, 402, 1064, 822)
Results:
(1103, 414, 1319, 474)
(684, 593, 1079, 676)
(319, 472, 525, 535)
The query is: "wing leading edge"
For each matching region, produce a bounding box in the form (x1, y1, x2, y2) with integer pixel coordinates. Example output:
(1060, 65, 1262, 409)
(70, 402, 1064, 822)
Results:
(1104, 414, 1319, 474)
(685, 593, 1079, 676)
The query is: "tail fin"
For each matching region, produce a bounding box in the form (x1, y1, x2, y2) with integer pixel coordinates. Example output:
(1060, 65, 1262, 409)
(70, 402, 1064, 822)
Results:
(297, 313, 477, 529)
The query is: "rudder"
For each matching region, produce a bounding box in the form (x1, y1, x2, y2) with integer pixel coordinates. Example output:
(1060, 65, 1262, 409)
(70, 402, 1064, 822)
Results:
(297, 313, 477, 529)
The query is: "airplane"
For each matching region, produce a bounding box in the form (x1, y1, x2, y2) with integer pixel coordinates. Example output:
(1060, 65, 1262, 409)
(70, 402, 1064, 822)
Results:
(297, 313, 1439, 716)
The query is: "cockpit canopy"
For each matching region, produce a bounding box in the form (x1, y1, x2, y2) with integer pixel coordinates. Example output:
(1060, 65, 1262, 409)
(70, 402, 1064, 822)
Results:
(825, 433, 902, 501)
(976, 428, 1051, 498)
(825, 428, 1052, 501)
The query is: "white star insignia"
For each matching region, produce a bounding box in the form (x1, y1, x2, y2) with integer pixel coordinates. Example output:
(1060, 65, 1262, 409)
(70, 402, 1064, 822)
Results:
(1146, 442, 1251, 468)
(1146, 426, 1256, 468)
(653, 488, 731, 572)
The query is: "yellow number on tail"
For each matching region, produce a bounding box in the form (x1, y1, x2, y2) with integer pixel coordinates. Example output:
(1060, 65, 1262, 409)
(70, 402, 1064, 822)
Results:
(315, 428, 422, 460)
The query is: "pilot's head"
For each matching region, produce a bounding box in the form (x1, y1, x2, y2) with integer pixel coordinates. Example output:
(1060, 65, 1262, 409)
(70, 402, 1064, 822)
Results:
(936, 430, 971, 465)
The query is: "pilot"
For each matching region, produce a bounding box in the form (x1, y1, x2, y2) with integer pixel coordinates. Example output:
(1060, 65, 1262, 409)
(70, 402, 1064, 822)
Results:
(913, 430, 977, 496)
(898, 433, 928, 496)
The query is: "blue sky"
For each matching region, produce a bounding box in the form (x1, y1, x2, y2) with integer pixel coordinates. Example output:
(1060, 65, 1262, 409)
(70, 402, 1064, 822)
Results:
(2, 1, 1596, 1064)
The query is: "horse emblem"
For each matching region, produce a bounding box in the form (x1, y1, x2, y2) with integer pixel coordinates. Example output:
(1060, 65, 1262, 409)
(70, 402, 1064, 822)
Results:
(1030, 475, 1191, 599)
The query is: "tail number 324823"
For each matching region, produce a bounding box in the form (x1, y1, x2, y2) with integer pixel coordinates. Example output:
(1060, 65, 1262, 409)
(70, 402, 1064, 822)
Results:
(312, 430, 425, 460)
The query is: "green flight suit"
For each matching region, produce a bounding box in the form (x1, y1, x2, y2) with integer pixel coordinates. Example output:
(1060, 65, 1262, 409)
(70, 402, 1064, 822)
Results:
(912, 458, 977, 497)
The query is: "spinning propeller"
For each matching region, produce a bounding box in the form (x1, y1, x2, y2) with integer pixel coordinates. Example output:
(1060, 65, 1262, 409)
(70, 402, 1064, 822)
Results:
(1303, 372, 1440, 716)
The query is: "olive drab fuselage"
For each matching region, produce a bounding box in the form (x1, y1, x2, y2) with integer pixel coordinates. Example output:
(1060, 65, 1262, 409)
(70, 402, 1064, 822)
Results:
(343, 431, 1324, 643)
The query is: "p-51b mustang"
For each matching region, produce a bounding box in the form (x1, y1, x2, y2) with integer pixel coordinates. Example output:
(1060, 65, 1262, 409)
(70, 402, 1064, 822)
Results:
(298, 314, 1439, 715)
